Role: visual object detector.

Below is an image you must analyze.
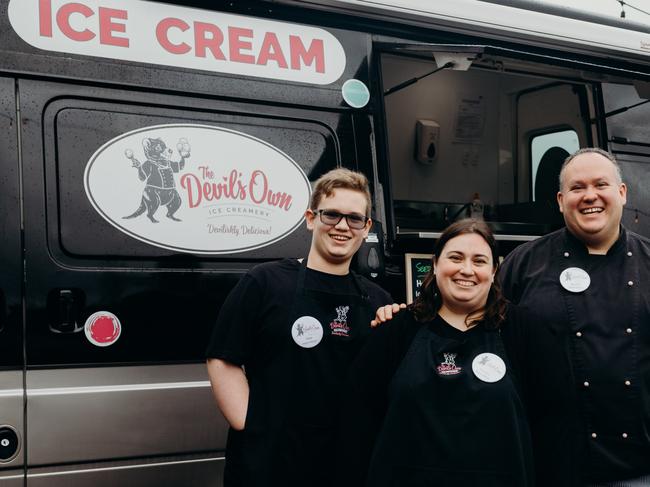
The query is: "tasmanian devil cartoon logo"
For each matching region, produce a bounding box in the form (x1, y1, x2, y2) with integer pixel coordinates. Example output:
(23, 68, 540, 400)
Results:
(123, 137, 191, 223)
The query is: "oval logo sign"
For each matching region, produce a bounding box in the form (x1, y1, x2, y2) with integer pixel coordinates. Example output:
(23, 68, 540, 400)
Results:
(84, 124, 311, 254)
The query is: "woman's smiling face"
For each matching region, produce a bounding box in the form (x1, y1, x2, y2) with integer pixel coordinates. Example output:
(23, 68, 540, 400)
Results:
(434, 232, 495, 314)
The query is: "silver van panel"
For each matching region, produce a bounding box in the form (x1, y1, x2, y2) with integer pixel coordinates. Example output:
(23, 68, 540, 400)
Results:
(0, 371, 24, 468)
(0, 469, 24, 486)
(27, 454, 224, 487)
(26, 363, 227, 465)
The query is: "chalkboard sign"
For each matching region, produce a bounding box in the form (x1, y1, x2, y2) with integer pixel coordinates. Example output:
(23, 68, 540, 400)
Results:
(405, 253, 434, 304)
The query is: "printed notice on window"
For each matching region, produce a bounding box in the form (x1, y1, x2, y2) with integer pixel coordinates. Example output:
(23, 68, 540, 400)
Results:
(453, 96, 485, 142)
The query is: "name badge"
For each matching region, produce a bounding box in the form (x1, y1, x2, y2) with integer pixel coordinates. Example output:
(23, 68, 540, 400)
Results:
(472, 353, 506, 383)
(559, 267, 590, 293)
(291, 316, 323, 348)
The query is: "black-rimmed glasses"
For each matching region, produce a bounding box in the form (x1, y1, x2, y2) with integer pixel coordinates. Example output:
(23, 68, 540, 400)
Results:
(314, 209, 369, 229)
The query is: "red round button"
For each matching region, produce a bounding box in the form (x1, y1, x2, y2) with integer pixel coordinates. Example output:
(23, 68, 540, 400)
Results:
(84, 312, 121, 347)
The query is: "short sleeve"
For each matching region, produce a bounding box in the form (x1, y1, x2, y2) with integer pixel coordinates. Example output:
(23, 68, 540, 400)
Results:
(205, 273, 263, 365)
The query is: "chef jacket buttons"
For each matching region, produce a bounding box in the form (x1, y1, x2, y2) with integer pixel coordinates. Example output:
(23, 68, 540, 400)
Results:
(622, 433, 628, 439)
(576, 331, 582, 337)
(627, 251, 633, 257)
(625, 380, 631, 386)
(628, 280, 634, 287)
(591, 432, 597, 439)
(563, 252, 570, 258)
(583, 381, 590, 387)
(626, 328, 633, 334)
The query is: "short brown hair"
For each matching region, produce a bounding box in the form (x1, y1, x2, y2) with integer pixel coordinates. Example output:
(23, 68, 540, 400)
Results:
(310, 168, 372, 217)
(559, 147, 622, 191)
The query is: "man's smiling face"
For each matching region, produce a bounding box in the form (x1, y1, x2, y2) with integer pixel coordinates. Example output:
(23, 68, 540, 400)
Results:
(305, 188, 370, 272)
(557, 152, 627, 251)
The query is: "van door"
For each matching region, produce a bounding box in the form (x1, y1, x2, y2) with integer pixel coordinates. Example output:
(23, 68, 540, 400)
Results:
(0, 76, 25, 485)
(18, 77, 349, 486)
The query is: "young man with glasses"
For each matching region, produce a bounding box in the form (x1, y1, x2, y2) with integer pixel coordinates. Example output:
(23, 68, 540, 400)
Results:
(206, 168, 392, 487)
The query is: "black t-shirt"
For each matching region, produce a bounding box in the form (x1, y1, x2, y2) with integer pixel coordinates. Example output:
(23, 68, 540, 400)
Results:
(206, 259, 392, 486)
(206, 258, 391, 366)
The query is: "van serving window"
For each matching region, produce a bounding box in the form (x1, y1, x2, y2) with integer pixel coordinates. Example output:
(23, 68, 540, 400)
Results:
(374, 42, 637, 242)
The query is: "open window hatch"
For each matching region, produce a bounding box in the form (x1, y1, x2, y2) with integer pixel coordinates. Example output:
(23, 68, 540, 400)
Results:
(377, 43, 650, 246)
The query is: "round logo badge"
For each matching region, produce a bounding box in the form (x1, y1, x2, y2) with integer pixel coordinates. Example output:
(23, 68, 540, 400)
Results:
(559, 267, 590, 293)
(291, 316, 323, 348)
(342, 79, 370, 108)
(472, 353, 506, 383)
(84, 311, 122, 347)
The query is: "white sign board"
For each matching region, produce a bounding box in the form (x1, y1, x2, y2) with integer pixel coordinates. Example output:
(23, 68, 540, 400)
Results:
(9, 0, 346, 85)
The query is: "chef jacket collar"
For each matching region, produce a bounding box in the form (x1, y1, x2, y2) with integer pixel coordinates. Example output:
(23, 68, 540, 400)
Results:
(562, 225, 627, 257)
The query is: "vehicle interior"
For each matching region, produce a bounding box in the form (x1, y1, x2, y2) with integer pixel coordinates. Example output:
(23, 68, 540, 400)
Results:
(377, 44, 650, 252)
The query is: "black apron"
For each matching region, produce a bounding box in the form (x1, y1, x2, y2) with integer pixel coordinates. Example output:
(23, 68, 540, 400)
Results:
(225, 260, 375, 487)
(366, 318, 533, 487)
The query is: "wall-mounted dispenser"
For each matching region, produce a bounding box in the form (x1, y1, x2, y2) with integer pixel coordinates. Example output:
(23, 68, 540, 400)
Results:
(415, 119, 440, 164)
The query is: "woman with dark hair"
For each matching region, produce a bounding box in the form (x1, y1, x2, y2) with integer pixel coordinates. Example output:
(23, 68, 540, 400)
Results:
(338, 219, 533, 487)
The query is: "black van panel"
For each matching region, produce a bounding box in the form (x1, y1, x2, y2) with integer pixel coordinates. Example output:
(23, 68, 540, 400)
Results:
(0, 76, 24, 474)
(17, 79, 359, 367)
(0, 76, 21, 368)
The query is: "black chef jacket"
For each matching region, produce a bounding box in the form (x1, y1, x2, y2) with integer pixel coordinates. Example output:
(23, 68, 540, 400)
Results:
(337, 307, 533, 487)
(206, 259, 392, 487)
(499, 226, 650, 486)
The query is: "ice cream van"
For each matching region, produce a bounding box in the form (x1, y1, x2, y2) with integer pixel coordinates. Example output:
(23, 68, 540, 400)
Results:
(1, 0, 650, 485)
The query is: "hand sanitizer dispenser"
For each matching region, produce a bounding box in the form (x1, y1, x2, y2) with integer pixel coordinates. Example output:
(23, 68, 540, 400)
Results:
(415, 120, 440, 164)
